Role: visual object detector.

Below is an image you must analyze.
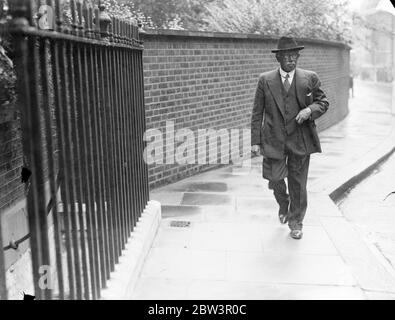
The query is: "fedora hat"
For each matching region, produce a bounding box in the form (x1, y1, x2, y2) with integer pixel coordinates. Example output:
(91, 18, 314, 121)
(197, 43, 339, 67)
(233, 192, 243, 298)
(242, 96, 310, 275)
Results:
(271, 36, 304, 53)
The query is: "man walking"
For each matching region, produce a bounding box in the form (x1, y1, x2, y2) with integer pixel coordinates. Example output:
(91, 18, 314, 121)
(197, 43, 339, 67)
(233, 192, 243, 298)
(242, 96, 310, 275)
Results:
(251, 36, 329, 239)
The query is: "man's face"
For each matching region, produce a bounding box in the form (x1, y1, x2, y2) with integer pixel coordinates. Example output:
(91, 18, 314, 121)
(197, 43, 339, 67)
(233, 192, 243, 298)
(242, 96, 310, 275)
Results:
(276, 50, 300, 72)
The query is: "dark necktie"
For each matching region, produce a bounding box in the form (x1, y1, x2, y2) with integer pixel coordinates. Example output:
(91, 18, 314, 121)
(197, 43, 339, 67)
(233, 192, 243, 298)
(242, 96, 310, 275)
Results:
(283, 73, 291, 92)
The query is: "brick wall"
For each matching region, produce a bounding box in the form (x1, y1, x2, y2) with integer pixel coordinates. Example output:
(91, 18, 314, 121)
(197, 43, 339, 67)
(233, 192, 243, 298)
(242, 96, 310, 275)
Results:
(142, 30, 350, 189)
(0, 107, 23, 213)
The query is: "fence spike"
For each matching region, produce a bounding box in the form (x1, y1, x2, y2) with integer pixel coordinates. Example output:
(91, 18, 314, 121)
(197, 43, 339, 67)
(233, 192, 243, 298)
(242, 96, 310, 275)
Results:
(111, 16, 116, 42)
(76, 0, 84, 36)
(127, 20, 132, 45)
(70, 0, 77, 35)
(122, 20, 126, 44)
(93, 5, 100, 39)
(82, 1, 89, 37)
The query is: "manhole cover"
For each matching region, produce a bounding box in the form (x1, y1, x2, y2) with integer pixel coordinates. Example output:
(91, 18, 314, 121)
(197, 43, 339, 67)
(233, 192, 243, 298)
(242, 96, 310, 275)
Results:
(169, 220, 191, 228)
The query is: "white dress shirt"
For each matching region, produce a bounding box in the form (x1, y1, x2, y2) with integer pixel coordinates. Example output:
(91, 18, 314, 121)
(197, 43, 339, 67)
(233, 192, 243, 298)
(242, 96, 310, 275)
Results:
(279, 67, 295, 85)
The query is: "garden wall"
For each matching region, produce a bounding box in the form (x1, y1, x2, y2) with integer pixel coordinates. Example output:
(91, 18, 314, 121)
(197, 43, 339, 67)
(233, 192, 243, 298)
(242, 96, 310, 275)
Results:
(142, 30, 351, 188)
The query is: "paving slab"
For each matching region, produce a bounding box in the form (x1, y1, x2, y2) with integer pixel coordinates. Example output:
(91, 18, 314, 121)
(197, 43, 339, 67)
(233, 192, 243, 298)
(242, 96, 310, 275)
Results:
(132, 278, 365, 300)
(226, 251, 356, 286)
(164, 181, 228, 193)
(364, 291, 395, 300)
(140, 247, 227, 280)
(181, 192, 235, 206)
(185, 280, 365, 300)
(321, 216, 395, 293)
(149, 192, 184, 206)
(131, 277, 191, 300)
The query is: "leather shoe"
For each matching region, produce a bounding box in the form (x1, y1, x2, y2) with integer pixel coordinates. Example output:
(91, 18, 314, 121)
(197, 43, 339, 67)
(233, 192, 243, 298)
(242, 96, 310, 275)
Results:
(278, 199, 289, 224)
(279, 213, 288, 224)
(290, 229, 303, 239)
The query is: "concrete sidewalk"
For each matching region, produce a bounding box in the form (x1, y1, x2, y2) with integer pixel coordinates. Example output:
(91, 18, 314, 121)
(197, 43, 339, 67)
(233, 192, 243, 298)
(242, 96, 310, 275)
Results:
(131, 80, 395, 300)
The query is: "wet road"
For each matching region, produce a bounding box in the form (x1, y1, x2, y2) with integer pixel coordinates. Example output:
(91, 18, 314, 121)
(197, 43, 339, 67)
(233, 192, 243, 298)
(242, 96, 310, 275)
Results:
(337, 143, 395, 272)
(335, 79, 395, 273)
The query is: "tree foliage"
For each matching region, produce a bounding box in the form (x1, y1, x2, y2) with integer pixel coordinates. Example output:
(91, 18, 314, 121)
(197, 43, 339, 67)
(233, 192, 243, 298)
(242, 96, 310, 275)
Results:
(202, 0, 353, 41)
(0, 43, 15, 106)
(118, 0, 214, 30)
(120, 0, 184, 29)
(0, 0, 15, 106)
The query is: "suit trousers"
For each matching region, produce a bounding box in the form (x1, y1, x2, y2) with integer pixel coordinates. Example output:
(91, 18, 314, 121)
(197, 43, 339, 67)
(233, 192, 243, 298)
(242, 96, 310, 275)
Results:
(263, 149, 310, 231)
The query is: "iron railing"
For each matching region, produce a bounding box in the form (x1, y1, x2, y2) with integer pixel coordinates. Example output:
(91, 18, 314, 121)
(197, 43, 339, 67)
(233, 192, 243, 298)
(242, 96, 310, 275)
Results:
(1, 0, 149, 299)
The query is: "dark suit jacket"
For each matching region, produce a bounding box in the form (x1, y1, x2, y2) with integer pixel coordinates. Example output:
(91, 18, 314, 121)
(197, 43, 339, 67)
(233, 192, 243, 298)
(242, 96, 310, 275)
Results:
(251, 67, 329, 159)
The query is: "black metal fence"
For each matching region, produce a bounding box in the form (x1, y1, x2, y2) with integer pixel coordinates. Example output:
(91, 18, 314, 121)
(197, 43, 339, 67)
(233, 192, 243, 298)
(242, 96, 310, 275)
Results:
(0, 0, 149, 299)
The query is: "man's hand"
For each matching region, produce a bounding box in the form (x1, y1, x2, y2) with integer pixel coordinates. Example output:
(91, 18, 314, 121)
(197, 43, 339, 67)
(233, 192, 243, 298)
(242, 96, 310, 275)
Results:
(251, 144, 261, 155)
(295, 107, 312, 124)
